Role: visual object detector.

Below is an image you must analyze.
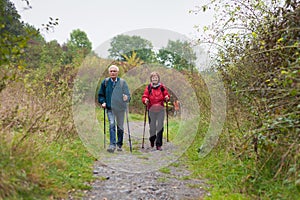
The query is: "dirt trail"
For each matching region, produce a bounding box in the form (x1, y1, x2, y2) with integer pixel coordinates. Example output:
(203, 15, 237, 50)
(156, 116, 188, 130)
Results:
(81, 122, 210, 200)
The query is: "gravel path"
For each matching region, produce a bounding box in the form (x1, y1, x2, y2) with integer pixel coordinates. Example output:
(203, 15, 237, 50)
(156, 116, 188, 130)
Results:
(82, 122, 210, 200)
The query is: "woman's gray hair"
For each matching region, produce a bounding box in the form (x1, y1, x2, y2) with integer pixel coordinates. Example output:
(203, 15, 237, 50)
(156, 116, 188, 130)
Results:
(108, 65, 119, 72)
(150, 71, 160, 82)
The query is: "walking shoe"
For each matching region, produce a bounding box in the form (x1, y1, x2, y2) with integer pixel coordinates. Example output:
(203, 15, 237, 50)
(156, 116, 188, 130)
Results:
(150, 140, 154, 148)
(117, 146, 122, 151)
(156, 146, 162, 151)
(107, 146, 115, 153)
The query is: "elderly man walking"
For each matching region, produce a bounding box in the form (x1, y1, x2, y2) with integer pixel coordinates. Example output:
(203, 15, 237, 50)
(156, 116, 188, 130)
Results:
(98, 65, 131, 153)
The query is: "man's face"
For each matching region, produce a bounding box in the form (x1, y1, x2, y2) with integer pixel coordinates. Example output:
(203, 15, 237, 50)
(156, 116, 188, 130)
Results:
(109, 67, 118, 79)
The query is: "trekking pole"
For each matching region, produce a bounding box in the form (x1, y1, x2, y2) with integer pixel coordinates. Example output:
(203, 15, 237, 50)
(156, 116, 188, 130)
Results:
(166, 100, 169, 142)
(142, 106, 147, 149)
(103, 108, 106, 148)
(125, 104, 132, 153)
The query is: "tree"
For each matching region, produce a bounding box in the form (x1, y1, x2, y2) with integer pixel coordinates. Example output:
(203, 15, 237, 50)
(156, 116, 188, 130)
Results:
(196, 0, 300, 198)
(67, 29, 92, 51)
(22, 24, 47, 69)
(0, 0, 31, 91)
(40, 40, 63, 67)
(122, 50, 144, 67)
(108, 34, 155, 63)
(157, 40, 196, 72)
(0, 0, 27, 66)
(64, 29, 92, 64)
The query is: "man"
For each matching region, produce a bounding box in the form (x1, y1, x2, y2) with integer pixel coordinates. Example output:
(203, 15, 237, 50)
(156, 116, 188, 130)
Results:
(98, 65, 130, 153)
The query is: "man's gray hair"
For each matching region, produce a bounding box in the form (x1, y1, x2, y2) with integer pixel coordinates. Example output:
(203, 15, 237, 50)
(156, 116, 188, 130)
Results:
(108, 65, 119, 72)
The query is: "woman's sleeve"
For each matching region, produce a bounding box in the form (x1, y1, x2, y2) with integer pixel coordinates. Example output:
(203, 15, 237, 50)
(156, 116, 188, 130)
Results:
(141, 85, 149, 104)
(163, 85, 170, 100)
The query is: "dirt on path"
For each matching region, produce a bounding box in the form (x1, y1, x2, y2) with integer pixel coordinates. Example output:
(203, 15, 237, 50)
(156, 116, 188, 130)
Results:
(81, 121, 210, 200)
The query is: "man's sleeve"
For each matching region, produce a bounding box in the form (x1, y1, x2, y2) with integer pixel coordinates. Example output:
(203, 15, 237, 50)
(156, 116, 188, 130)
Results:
(98, 81, 105, 104)
(123, 81, 131, 102)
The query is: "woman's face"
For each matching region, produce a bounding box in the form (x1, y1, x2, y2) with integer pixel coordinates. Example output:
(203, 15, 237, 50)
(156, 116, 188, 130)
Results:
(151, 75, 159, 84)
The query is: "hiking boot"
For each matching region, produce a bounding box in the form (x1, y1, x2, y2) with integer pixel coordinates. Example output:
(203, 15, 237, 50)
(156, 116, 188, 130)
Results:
(150, 140, 154, 148)
(117, 146, 122, 151)
(107, 146, 115, 153)
(156, 146, 162, 151)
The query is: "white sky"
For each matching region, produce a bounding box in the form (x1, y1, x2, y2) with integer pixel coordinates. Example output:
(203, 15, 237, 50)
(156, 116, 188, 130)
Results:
(11, 0, 214, 51)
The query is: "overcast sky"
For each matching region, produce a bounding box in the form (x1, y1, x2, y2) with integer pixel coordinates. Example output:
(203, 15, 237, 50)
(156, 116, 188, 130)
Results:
(11, 0, 214, 49)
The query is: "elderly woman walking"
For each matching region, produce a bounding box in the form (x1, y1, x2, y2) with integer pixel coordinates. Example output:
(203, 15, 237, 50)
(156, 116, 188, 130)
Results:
(142, 71, 170, 151)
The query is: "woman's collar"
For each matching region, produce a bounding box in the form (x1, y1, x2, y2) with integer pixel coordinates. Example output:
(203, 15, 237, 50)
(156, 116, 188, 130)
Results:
(151, 82, 161, 88)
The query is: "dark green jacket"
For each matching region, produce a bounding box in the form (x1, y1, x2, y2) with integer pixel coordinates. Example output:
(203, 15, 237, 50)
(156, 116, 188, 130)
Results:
(98, 77, 130, 111)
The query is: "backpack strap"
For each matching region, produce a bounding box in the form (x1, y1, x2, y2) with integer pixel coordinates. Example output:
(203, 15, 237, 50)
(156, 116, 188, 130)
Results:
(104, 77, 110, 88)
(104, 77, 124, 89)
(148, 83, 165, 95)
(119, 78, 124, 89)
(160, 84, 165, 92)
(148, 84, 151, 95)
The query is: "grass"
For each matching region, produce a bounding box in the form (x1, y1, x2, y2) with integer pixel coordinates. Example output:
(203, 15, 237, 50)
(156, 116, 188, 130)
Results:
(3, 110, 297, 199)
(0, 136, 95, 199)
(128, 112, 144, 121)
(157, 177, 168, 183)
(180, 175, 191, 181)
(95, 106, 144, 122)
(170, 162, 180, 167)
(181, 119, 300, 200)
(159, 167, 171, 174)
(41, 139, 95, 199)
(175, 118, 252, 200)
(186, 151, 252, 200)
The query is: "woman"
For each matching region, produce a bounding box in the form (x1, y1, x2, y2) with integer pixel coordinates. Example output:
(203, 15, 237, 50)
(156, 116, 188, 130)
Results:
(142, 72, 170, 151)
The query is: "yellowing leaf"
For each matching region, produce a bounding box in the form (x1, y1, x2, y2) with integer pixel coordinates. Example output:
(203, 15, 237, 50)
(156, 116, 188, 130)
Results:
(277, 37, 284, 43)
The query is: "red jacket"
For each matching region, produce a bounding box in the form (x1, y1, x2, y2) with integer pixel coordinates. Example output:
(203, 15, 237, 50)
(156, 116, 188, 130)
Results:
(142, 83, 170, 111)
